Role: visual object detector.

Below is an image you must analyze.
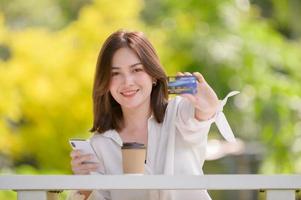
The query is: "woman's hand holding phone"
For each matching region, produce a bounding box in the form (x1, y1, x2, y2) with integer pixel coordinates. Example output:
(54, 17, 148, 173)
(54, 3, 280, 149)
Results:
(70, 149, 100, 175)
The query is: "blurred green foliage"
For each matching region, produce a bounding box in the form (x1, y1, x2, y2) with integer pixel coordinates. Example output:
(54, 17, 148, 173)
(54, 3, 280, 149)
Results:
(0, 0, 143, 172)
(0, 0, 301, 199)
(0, 0, 92, 30)
(141, 0, 301, 174)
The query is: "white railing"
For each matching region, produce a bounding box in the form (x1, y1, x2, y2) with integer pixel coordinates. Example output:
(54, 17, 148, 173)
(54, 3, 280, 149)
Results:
(0, 175, 300, 200)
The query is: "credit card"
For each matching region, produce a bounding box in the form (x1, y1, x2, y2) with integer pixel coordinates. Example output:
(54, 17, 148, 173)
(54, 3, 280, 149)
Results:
(167, 76, 197, 94)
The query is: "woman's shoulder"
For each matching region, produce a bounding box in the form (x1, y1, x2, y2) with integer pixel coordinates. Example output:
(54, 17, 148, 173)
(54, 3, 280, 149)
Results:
(89, 129, 122, 146)
(89, 130, 112, 143)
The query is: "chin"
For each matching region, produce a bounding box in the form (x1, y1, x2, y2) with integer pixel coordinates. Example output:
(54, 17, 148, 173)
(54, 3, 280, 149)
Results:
(121, 102, 142, 109)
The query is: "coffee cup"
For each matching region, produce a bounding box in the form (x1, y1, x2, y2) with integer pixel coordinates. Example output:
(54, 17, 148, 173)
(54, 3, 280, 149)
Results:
(122, 142, 146, 174)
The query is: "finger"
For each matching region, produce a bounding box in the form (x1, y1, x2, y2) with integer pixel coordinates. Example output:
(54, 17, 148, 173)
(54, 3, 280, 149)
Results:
(72, 167, 90, 175)
(73, 163, 99, 174)
(71, 158, 83, 168)
(70, 150, 82, 158)
(78, 162, 99, 170)
(71, 161, 96, 170)
(193, 72, 206, 84)
(77, 154, 95, 165)
(183, 72, 192, 76)
(72, 154, 95, 166)
(176, 72, 184, 76)
(86, 163, 100, 171)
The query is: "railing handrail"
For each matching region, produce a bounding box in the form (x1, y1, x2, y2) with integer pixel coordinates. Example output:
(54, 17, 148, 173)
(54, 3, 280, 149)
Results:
(0, 174, 301, 191)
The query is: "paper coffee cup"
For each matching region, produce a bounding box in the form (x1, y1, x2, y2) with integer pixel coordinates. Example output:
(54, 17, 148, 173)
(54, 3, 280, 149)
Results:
(122, 143, 146, 174)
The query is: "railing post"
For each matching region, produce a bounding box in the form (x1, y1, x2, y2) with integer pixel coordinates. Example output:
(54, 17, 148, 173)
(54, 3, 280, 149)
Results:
(265, 190, 295, 200)
(47, 191, 60, 200)
(17, 190, 59, 200)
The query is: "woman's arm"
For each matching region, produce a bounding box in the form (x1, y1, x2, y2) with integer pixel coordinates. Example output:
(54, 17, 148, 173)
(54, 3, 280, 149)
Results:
(175, 72, 239, 144)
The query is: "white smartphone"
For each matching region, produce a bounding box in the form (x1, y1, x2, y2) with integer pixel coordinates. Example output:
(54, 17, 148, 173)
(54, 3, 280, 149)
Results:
(69, 138, 99, 164)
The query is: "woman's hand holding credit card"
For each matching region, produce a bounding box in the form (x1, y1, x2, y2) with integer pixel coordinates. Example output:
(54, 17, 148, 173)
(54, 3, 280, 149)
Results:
(169, 72, 219, 121)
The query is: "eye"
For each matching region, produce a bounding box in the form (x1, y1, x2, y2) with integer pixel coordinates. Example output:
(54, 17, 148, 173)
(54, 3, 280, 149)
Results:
(111, 71, 119, 76)
(133, 68, 143, 73)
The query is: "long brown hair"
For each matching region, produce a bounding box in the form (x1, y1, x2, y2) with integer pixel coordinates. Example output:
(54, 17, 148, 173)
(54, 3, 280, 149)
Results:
(90, 30, 168, 133)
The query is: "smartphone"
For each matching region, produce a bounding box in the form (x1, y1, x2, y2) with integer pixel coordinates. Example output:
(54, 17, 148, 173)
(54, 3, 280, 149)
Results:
(167, 76, 197, 94)
(69, 139, 99, 164)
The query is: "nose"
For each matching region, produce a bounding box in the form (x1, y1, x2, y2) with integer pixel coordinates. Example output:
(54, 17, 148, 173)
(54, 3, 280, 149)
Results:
(123, 73, 134, 86)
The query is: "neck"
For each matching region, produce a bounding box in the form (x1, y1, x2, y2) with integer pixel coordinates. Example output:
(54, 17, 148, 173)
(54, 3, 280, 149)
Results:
(122, 104, 152, 132)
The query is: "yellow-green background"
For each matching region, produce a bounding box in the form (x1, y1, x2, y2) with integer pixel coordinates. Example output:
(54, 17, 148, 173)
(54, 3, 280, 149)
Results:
(1, 0, 301, 199)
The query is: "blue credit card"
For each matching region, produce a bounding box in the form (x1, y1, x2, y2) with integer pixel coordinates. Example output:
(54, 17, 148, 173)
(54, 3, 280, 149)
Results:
(167, 76, 197, 94)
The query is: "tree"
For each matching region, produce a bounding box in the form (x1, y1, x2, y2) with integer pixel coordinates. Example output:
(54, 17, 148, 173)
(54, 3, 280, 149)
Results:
(0, 0, 143, 172)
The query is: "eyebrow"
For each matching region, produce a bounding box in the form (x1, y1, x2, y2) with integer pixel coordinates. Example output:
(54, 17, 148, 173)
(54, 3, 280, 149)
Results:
(112, 62, 142, 69)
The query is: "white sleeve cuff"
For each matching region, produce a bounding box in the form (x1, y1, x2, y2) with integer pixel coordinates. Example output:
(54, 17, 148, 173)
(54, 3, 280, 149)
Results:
(213, 91, 240, 142)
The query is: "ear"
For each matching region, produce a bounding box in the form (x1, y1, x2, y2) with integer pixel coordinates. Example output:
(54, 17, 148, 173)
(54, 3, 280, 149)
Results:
(152, 79, 157, 86)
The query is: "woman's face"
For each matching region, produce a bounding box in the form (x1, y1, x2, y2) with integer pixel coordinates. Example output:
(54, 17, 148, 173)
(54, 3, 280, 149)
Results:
(109, 47, 153, 110)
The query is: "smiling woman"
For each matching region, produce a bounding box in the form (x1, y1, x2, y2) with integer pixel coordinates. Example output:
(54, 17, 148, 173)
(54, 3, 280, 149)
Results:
(68, 29, 238, 200)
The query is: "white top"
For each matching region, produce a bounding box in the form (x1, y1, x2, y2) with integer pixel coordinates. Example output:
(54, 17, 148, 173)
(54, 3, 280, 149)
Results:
(68, 91, 239, 200)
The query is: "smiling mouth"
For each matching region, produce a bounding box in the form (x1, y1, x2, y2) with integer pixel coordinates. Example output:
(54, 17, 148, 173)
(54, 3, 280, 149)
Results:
(120, 89, 139, 97)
